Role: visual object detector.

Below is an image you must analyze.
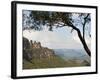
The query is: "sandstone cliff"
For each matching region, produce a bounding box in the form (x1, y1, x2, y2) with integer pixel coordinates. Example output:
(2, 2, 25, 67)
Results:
(23, 37, 55, 62)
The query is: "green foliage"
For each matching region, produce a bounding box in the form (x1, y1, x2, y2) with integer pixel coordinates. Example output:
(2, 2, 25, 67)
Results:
(23, 52, 89, 69)
(29, 11, 73, 31)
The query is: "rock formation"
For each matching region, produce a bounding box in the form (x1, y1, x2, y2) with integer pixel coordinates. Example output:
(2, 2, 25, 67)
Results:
(32, 41, 41, 49)
(23, 37, 33, 62)
(23, 37, 55, 62)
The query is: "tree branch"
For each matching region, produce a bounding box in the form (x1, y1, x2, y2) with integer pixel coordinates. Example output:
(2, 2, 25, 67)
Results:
(54, 23, 67, 28)
(83, 14, 90, 39)
(66, 22, 91, 56)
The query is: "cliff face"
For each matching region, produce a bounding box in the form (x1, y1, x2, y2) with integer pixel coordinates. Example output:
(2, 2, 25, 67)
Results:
(23, 37, 32, 61)
(23, 37, 30, 49)
(30, 40, 41, 49)
(23, 37, 55, 61)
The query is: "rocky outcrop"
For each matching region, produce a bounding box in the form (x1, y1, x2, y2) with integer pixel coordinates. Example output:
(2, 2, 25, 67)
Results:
(23, 37, 30, 49)
(32, 47, 55, 59)
(23, 37, 55, 62)
(30, 40, 41, 49)
(30, 40, 55, 59)
(23, 37, 33, 62)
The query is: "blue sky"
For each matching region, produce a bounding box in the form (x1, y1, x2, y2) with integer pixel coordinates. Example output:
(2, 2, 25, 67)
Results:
(23, 10, 91, 49)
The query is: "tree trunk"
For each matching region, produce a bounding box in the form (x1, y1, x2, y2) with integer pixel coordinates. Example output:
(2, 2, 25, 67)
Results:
(77, 29, 91, 56)
(83, 14, 90, 40)
(69, 24, 91, 56)
(83, 23, 85, 40)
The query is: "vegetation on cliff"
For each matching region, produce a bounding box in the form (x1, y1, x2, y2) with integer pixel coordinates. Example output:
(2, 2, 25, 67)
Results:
(23, 37, 90, 69)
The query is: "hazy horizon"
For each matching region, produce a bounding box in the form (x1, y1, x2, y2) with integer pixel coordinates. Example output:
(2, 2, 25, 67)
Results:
(23, 28, 90, 50)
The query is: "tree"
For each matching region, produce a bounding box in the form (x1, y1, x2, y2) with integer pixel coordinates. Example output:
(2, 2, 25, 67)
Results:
(23, 11, 91, 56)
(78, 13, 91, 39)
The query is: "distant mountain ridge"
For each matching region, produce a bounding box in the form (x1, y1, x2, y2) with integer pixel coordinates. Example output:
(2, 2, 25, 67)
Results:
(54, 49, 90, 62)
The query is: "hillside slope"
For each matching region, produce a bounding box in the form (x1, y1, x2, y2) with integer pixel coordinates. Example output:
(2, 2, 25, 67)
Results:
(23, 37, 90, 69)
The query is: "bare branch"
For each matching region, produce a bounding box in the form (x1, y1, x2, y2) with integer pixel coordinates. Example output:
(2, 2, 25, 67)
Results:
(71, 28, 74, 33)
